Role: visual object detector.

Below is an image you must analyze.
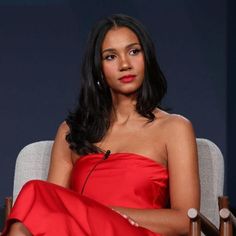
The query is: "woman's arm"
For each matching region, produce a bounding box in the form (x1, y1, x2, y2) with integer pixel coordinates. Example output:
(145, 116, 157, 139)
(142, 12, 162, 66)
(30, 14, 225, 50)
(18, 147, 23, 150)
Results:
(47, 121, 73, 188)
(111, 115, 200, 235)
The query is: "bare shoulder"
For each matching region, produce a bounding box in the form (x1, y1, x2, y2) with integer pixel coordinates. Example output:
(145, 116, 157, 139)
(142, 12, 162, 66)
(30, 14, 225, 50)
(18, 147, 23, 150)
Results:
(154, 111, 197, 163)
(165, 114, 193, 131)
(52, 121, 71, 154)
(57, 121, 70, 134)
(154, 110, 195, 138)
(53, 121, 70, 142)
(151, 110, 197, 156)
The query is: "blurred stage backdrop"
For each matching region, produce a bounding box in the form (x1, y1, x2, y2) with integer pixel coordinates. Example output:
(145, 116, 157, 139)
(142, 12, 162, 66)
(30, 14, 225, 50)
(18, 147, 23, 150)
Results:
(0, 0, 235, 229)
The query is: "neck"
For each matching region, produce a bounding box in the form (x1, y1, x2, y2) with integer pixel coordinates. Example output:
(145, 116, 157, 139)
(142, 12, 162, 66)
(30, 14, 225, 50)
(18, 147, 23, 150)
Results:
(111, 93, 138, 125)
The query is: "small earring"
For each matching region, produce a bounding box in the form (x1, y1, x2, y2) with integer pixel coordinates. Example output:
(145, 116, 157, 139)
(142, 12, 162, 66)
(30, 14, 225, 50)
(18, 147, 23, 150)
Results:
(97, 81, 101, 86)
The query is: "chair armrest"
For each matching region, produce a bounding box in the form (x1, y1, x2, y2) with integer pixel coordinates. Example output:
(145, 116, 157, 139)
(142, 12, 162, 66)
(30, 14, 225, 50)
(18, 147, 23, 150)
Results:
(188, 208, 219, 236)
(219, 208, 236, 236)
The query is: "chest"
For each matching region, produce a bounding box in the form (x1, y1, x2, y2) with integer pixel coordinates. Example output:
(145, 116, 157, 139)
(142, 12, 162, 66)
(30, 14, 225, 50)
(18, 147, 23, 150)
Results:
(96, 124, 167, 166)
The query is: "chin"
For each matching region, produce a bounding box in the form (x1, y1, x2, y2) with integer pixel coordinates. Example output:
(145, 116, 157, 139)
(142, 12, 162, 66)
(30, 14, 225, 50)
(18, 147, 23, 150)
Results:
(121, 84, 142, 93)
(118, 86, 139, 93)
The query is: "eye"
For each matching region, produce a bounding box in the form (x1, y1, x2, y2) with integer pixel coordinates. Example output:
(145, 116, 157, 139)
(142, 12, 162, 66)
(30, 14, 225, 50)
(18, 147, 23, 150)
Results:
(129, 48, 141, 55)
(103, 54, 116, 61)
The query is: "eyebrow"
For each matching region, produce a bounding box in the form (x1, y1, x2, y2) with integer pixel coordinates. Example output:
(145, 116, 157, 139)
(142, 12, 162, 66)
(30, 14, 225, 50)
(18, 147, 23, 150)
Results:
(102, 43, 141, 54)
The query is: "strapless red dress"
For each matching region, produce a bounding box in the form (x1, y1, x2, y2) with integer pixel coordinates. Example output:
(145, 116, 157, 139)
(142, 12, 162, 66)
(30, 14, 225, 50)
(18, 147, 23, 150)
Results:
(3, 153, 169, 236)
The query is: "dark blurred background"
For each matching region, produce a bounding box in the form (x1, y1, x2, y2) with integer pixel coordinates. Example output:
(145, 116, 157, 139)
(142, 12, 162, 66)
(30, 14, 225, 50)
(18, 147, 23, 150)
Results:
(0, 0, 235, 229)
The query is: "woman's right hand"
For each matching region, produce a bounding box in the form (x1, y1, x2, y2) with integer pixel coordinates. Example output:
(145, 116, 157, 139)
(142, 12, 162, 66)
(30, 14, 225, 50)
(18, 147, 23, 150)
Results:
(111, 208, 139, 227)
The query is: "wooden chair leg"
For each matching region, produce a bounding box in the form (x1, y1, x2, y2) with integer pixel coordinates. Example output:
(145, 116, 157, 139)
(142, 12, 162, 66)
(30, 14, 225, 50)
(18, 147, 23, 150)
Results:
(4, 197, 13, 222)
(218, 196, 230, 210)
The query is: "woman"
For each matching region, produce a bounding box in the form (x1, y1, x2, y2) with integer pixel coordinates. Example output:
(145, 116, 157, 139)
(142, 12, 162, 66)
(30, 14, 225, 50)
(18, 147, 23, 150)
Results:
(3, 14, 200, 236)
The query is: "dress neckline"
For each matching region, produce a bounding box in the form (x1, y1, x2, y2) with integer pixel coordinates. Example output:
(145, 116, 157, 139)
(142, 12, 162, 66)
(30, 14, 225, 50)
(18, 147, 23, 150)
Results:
(77, 152, 168, 170)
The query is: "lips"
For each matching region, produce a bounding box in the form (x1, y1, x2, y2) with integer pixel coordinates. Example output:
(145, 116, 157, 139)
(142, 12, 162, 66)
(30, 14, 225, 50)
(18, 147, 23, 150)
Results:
(119, 75, 136, 83)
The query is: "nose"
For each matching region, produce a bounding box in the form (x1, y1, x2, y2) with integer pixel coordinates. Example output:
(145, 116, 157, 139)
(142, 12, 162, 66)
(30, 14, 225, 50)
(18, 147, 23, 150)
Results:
(119, 55, 132, 71)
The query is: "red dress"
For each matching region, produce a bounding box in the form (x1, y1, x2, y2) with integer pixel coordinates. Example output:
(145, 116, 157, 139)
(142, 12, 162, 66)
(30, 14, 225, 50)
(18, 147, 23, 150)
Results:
(3, 153, 169, 235)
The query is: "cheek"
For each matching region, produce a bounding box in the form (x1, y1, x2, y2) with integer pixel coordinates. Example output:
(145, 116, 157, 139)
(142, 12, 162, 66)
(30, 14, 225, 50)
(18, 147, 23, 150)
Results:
(134, 56, 145, 72)
(102, 63, 116, 79)
(136, 65, 145, 80)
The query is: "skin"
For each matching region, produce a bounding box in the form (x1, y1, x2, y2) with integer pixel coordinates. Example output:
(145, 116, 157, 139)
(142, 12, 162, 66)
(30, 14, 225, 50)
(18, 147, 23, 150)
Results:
(7, 27, 200, 236)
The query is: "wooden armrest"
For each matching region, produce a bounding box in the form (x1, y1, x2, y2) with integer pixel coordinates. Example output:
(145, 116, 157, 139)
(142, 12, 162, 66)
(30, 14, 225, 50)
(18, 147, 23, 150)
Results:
(188, 208, 219, 236)
(4, 197, 13, 222)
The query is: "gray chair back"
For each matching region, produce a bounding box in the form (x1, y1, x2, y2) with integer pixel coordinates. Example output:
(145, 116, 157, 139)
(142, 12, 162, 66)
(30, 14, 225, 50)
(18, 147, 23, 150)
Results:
(12, 138, 224, 229)
(196, 138, 224, 228)
(13, 140, 53, 202)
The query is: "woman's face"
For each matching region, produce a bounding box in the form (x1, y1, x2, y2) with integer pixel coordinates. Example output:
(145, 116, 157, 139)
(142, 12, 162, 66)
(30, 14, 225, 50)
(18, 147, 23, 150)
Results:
(101, 27, 145, 96)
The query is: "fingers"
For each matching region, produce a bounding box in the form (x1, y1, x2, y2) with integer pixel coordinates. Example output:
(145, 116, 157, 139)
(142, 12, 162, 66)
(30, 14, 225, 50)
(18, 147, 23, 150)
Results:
(111, 208, 139, 227)
(128, 218, 139, 227)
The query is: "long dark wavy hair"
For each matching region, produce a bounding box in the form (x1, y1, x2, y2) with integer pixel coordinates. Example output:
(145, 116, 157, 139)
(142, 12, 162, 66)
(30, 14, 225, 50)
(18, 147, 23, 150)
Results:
(65, 14, 167, 155)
